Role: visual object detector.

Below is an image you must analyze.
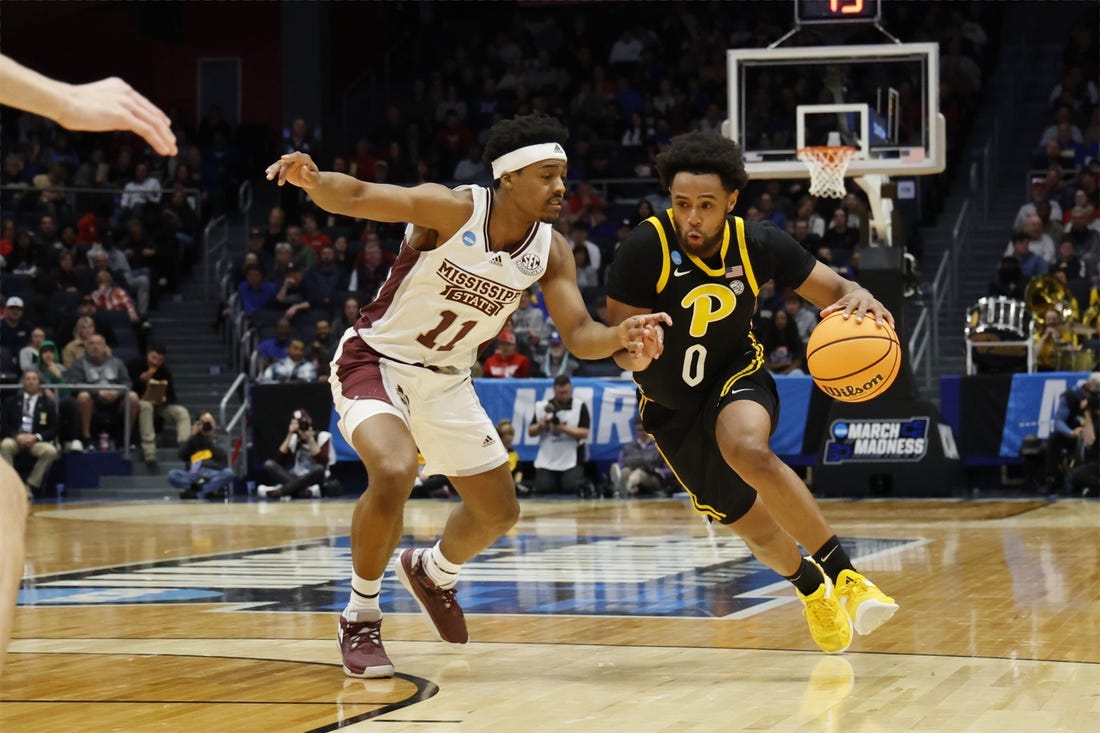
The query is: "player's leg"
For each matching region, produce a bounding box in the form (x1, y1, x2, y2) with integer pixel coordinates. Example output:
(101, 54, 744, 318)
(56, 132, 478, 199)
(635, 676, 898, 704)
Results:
(726, 496, 851, 654)
(392, 370, 516, 646)
(0, 459, 27, 672)
(335, 409, 417, 678)
(714, 394, 897, 636)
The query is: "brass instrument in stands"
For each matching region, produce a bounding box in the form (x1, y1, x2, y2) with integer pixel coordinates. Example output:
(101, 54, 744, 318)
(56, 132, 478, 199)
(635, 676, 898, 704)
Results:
(1025, 275, 1094, 370)
(1024, 275, 1078, 328)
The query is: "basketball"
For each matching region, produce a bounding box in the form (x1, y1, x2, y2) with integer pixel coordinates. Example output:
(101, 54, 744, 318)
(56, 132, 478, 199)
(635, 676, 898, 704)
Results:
(805, 312, 901, 402)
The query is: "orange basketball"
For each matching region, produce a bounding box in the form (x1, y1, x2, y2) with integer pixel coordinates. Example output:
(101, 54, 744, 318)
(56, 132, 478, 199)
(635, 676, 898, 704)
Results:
(805, 312, 901, 403)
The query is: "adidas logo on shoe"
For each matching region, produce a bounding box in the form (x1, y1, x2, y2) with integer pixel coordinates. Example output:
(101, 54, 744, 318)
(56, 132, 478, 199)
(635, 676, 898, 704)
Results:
(481, 435, 495, 447)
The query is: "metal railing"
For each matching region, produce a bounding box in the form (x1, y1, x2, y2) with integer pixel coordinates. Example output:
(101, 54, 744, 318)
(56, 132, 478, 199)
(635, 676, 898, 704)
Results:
(202, 215, 229, 301)
(219, 372, 250, 477)
(238, 180, 253, 238)
(0, 382, 133, 459)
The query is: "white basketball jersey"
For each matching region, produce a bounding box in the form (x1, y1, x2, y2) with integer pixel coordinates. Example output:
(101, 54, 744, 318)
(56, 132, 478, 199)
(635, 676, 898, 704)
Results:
(354, 185, 552, 370)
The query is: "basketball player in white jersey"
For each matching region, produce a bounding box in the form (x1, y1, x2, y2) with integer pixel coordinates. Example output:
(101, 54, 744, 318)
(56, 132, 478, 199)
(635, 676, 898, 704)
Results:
(266, 113, 671, 678)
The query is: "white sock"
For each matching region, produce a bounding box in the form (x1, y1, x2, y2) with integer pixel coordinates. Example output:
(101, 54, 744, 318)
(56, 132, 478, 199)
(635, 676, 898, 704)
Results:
(422, 541, 461, 590)
(343, 571, 382, 622)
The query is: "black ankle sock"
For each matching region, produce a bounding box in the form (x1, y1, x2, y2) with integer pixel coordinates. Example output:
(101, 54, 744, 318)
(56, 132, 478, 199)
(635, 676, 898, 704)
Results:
(812, 535, 853, 584)
(784, 557, 825, 596)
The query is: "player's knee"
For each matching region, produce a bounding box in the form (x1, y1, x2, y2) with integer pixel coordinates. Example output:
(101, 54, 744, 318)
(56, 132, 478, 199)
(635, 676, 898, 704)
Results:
(483, 495, 521, 530)
(365, 455, 418, 492)
(721, 434, 773, 474)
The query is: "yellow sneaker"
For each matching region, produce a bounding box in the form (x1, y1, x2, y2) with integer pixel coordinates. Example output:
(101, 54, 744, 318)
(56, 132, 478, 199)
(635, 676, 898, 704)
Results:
(797, 573, 853, 654)
(835, 569, 898, 635)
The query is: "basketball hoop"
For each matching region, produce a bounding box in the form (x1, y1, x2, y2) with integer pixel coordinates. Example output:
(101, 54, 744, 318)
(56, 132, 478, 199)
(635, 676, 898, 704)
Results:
(797, 146, 859, 199)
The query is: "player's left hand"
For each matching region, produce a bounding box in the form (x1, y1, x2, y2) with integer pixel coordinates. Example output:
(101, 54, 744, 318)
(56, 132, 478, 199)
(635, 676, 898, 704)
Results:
(820, 288, 894, 328)
(619, 312, 673, 360)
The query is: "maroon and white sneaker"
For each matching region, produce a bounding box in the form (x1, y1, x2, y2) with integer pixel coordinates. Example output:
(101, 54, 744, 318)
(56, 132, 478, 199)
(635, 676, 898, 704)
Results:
(338, 614, 394, 678)
(395, 548, 469, 644)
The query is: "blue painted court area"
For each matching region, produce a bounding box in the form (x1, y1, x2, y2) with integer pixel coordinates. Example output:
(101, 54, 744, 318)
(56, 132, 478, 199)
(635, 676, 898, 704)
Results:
(19, 534, 917, 618)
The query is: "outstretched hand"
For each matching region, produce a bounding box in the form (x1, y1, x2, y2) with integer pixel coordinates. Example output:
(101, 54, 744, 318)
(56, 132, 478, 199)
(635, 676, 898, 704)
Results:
(265, 152, 321, 190)
(618, 312, 673, 360)
(58, 77, 177, 157)
(819, 288, 895, 328)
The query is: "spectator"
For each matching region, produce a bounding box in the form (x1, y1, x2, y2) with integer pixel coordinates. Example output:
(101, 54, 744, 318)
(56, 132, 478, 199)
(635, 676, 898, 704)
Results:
(18, 327, 46, 372)
(90, 270, 140, 325)
(35, 340, 65, 400)
(759, 310, 805, 376)
(332, 295, 362, 335)
(128, 344, 191, 467)
(528, 375, 590, 495)
(170, 412, 236, 501)
(988, 257, 1027, 300)
(1007, 230, 1050, 278)
(258, 318, 293, 366)
(310, 320, 337, 378)
(0, 296, 32, 373)
(66, 334, 139, 448)
(237, 265, 276, 316)
(573, 244, 599, 289)
(482, 331, 531, 378)
(231, 229, 274, 285)
(287, 225, 316, 272)
(257, 409, 340, 500)
(263, 206, 287, 254)
(259, 338, 317, 383)
(610, 418, 671, 496)
(348, 237, 390, 303)
(495, 418, 528, 495)
(1014, 180, 1064, 231)
(1035, 307, 1081, 372)
(1003, 213, 1056, 265)
(117, 162, 162, 218)
(1070, 374, 1099, 497)
(511, 287, 546, 359)
(536, 330, 580, 378)
(1044, 373, 1099, 494)
(61, 314, 110, 367)
(568, 222, 602, 272)
(0, 370, 58, 499)
(821, 208, 858, 257)
(302, 244, 350, 314)
(782, 292, 818, 344)
(300, 212, 332, 256)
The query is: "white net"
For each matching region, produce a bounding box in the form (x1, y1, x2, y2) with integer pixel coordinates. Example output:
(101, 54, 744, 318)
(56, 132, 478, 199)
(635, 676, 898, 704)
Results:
(797, 146, 859, 199)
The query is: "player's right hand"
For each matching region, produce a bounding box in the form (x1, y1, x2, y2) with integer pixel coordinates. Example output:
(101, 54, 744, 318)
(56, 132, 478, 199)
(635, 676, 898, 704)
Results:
(265, 152, 321, 189)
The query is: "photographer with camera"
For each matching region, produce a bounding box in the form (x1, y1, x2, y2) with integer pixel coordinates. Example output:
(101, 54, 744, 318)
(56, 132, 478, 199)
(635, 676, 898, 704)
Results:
(527, 375, 590, 495)
(1045, 372, 1100, 494)
(1069, 373, 1100, 496)
(169, 412, 236, 500)
(257, 408, 341, 500)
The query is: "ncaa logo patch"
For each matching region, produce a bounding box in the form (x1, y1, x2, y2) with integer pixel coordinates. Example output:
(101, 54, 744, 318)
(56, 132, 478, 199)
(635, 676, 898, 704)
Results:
(671, 250, 683, 266)
(517, 252, 543, 276)
(730, 280, 745, 295)
(462, 231, 477, 247)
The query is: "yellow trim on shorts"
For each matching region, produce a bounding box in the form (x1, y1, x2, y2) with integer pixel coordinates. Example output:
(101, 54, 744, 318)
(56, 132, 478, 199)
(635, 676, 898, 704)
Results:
(686, 219, 730, 277)
(720, 336, 765, 398)
(648, 216, 671, 294)
(638, 393, 727, 523)
(734, 216, 758, 295)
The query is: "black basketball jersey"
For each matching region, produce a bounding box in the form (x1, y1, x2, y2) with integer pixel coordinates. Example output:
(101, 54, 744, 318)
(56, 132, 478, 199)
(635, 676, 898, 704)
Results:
(606, 211, 816, 410)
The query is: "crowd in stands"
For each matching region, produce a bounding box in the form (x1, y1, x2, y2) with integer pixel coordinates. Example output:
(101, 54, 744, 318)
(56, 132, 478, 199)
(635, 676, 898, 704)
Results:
(981, 21, 1100, 375)
(3, 1, 1009, 496)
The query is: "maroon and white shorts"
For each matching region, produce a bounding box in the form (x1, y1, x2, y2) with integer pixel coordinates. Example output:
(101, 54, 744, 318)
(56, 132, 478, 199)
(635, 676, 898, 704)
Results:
(329, 328, 508, 477)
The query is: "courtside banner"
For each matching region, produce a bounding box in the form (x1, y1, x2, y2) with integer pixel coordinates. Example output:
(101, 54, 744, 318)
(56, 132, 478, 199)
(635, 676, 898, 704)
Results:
(328, 375, 814, 463)
(999, 371, 1092, 458)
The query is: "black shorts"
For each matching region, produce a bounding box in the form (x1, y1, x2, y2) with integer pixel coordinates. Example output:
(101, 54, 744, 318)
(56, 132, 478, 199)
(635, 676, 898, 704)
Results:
(639, 363, 779, 524)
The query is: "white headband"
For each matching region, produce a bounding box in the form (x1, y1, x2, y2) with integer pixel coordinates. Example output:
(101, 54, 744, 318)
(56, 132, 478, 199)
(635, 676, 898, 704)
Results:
(491, 142, 568, 179)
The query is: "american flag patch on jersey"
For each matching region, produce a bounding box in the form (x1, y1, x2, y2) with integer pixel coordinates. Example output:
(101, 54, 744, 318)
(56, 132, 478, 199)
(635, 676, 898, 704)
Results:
(725, 265, 744, 279)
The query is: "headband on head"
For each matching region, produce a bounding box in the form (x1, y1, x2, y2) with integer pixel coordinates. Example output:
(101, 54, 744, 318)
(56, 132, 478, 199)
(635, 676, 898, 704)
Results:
(491, 142, 568, 179)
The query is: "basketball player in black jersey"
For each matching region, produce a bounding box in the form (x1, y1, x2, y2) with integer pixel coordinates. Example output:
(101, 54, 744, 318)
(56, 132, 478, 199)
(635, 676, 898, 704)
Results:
(606, 131, 898, 654)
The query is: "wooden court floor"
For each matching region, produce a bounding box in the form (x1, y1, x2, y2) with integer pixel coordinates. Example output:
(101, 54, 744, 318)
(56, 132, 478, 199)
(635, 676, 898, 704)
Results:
(2, 496, 1098, 732)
